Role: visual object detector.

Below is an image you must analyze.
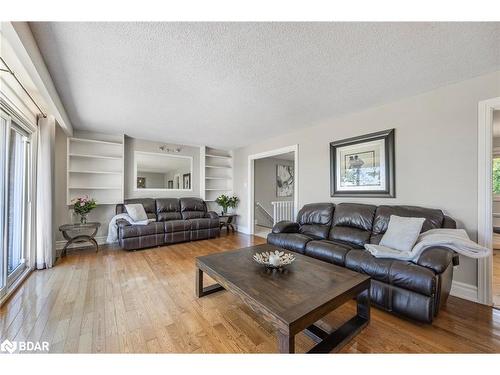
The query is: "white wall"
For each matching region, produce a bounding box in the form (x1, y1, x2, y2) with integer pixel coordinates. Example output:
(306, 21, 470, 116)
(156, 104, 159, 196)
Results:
(254, 157, 294, 227)
(233, 70, 500, 288)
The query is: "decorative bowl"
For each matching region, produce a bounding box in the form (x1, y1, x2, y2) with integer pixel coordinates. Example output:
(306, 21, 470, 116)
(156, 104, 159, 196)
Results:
(253, 250, 296, 269)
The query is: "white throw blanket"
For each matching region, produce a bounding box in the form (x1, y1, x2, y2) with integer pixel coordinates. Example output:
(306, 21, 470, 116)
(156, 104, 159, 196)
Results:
(106, 213, 155, 244)
(365, 228, 491, 261)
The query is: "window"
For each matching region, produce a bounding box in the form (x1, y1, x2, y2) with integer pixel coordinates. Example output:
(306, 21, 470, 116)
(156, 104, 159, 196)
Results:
(494, 157, 500, 198)
(0, 110, 33, 300)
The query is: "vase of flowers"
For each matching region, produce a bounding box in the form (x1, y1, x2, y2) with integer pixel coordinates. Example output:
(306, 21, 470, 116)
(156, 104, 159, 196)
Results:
(215, 194, 239, 216)
(71, 195, 97, 224)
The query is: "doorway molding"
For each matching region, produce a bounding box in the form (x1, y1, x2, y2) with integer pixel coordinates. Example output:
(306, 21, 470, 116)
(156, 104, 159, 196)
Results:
(477, 97, 500, 306)
(247, 145, 299, 235)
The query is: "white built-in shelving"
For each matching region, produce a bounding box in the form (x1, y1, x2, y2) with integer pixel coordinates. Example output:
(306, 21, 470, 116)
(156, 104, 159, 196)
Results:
(67, 135, 124, 205)
(202, 147, 233, 211)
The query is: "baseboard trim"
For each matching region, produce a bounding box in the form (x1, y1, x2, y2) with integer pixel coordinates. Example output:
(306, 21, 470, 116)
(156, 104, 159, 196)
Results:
(55, 236, 107, 250)
(235, 225, 251, 235)
(450, 280, 479, 303)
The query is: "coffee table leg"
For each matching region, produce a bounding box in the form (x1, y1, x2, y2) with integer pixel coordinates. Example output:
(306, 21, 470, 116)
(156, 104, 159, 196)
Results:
(196, 267, 225, 298)
(277, 330, 295, 354)
(305, 284, 370, 353)
(357, 288, 370, 321)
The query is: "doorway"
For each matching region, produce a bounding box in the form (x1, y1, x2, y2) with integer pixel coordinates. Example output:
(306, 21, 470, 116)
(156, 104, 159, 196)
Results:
(248, 145, 298, 238)
(477, 97, 500, 307)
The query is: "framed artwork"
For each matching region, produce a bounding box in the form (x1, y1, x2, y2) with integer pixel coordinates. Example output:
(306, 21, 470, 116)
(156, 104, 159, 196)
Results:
(167, 180, 174, 189)
(330, 129, 395, 197)
(276, 164, 294, 197)
(137, 177, 146, 189)
(183, 173, 191, 189)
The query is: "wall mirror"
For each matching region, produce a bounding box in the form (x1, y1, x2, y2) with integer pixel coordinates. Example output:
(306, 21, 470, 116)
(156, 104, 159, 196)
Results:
(134, 151, 193, 190)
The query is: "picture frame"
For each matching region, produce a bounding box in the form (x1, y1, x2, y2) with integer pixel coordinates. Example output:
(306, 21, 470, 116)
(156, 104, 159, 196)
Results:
(137, 177, 146, 189)
(330, 129, 395, 197)
(276, 164, 294, 197)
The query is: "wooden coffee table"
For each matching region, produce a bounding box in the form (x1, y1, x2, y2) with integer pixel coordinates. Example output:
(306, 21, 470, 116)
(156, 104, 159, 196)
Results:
(195, 244, 371, 353)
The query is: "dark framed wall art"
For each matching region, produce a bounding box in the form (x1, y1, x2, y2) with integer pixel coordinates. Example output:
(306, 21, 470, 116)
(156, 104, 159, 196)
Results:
(330, 129, 395, 197)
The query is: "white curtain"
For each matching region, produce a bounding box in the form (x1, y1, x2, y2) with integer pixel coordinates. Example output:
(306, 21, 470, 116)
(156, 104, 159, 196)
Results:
(36, 115, 55, 269)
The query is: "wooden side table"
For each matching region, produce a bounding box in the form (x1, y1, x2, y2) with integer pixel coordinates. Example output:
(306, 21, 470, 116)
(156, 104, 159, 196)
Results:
(58, 222, 101, 257)
(219, 214, 236, 234)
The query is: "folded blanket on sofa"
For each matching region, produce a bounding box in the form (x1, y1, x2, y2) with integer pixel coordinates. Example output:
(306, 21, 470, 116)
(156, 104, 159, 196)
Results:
(106, 213, 156, 244)
(365, 228, 491, 261)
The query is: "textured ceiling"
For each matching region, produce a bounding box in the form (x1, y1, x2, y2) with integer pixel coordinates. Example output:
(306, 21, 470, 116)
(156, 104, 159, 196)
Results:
(29, 22, 500, 149)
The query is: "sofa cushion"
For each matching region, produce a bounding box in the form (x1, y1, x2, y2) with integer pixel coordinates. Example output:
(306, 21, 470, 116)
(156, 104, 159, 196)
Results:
(125, 203, 148, 221)
(297, 203, 335, 239)
(304, 240, 355, 266)
(164, 220, 191, 233)
(344, 250, 437, 296)
(120, 221, 164, 239)
(119, 198, 157, 220)
(156, 198, 182, 222)
(182, 211, 207, 219)
(180, 197, 207, 220)
(267, 233, 313, 254)
(371, 205, 444, 244)
(379, 215, 425, 252)
(188, 218, 220, 230)
(329, 203, 376, 247)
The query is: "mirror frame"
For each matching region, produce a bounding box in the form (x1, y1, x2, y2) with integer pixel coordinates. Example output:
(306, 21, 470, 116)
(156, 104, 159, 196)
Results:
(133, 151, 194, 192)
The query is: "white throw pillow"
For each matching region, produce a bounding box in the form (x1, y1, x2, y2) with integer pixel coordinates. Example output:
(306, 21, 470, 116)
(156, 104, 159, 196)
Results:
(379, 215, 426, 253)
(125, 203, 148, 222)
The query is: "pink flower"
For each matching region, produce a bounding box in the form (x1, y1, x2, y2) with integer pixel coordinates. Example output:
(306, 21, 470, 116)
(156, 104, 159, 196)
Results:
(80, 202, 85, 206)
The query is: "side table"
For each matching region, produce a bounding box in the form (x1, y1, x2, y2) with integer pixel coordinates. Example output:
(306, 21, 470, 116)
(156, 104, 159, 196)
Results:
(219, 214, 237, 234)
(58, 222, 101, 257)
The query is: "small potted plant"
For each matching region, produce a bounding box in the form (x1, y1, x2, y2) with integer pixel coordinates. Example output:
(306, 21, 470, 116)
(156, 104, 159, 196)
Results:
(215, 194, 239, 216)
(71, 195, 97, 224)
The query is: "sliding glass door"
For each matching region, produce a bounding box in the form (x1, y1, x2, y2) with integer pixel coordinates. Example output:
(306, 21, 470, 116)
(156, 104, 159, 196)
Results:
(0, 110, 33, 300)
(7, 126, 29, 279)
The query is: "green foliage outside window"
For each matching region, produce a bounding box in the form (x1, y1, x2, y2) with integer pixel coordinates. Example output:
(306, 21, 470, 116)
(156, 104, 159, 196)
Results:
(493, 158, 500, 195)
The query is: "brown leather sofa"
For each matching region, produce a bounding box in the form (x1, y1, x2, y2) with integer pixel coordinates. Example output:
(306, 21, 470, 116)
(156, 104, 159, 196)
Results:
(267, 202, 460, 323)
(115, 197, 220, 250)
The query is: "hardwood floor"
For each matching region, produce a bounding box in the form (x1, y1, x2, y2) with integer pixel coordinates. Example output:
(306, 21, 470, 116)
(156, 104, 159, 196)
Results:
(1, 233, 500, 353)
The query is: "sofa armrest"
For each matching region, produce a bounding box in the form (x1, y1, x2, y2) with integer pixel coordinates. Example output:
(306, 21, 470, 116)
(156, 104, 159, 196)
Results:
(272, 221, 300, 234)
(116, 219, 131, 228)
(206, 211, 219, 219)
(415, 246, 458, 274)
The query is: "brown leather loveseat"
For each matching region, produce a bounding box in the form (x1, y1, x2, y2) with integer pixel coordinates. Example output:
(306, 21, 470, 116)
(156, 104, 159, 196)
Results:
(267, 202, 460, 323)
(115, 197, 220, 250)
